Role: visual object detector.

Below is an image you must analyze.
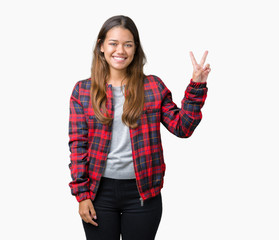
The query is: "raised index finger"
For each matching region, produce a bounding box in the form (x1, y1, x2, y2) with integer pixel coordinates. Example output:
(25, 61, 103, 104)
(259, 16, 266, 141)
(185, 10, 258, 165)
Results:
(200, 50, 208, 66)
(189, 51, 197, 66)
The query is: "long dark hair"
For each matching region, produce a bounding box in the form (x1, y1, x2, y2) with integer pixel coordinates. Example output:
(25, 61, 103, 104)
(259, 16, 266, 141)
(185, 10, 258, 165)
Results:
(90, 15, 146, 128)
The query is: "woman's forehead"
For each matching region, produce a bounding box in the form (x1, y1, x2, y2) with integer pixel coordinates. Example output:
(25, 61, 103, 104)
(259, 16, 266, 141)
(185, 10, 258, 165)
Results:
(105, 27, 134, 42)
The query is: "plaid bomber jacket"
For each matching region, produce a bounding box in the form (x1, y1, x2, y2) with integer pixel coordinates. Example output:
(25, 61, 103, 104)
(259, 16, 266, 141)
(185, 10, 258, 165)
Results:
(68, 75, 208, 203)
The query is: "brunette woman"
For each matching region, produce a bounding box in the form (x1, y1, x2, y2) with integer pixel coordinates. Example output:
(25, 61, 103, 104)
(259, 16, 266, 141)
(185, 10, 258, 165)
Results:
(68, 15, 211, 240)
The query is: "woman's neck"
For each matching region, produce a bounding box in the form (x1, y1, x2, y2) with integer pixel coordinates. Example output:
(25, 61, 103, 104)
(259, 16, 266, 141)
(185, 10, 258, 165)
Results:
(107, 71, 127, 87)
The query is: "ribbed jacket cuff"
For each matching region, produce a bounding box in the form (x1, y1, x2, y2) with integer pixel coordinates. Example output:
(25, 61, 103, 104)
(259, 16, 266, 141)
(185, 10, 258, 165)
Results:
(190, 79, 207, 88)
(75, 192, 91, 202)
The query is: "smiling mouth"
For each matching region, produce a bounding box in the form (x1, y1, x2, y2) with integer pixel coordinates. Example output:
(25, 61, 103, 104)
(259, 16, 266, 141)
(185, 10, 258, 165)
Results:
(112, 56, 127, 61)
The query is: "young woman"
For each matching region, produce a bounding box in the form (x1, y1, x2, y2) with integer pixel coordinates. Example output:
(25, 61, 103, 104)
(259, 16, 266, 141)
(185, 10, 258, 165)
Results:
(68, 15, 211, 240)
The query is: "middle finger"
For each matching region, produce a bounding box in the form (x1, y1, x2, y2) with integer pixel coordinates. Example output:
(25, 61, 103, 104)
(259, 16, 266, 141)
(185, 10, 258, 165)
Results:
(200, 51, 208, 66)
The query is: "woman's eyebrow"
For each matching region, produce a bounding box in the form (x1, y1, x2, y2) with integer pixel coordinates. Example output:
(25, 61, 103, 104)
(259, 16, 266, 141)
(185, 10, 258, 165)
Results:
(108, 39, 134, 43)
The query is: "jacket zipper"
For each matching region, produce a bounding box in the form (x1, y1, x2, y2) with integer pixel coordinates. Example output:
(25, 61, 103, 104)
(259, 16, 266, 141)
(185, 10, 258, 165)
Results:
(91, 126, 112, 201)
(91, 88, 113, 201)
(129, 127, 144, 207)
(135, 178, 144, 207)
(95, 86, 144, 207)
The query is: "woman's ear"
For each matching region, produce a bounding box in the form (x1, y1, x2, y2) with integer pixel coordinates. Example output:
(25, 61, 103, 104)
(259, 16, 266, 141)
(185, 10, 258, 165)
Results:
(98, 39, 104, 53)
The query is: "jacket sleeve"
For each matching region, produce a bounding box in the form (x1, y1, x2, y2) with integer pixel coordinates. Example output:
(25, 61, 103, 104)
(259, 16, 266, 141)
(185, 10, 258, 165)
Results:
(158, 76, 208, 138)
(68, 81, 91, 202)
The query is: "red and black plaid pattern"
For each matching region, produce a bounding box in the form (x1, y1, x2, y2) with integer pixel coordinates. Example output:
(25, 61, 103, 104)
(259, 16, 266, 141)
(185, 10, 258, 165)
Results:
(68, 75, 208, 202)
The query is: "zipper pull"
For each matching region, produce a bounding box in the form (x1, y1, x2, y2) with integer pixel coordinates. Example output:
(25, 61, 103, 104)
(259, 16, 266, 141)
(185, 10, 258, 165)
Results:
(139, 197, 144, 207)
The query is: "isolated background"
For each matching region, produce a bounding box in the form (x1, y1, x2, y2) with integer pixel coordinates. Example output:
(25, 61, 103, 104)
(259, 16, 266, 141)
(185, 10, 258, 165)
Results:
(1, 0, 278, 239)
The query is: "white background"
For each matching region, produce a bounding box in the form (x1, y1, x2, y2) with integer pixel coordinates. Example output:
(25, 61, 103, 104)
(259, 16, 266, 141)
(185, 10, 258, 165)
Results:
(1, 0, 278, 239)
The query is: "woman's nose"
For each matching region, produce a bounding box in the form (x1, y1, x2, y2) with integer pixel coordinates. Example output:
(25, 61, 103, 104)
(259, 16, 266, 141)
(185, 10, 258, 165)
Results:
(116, 44, 125, 54)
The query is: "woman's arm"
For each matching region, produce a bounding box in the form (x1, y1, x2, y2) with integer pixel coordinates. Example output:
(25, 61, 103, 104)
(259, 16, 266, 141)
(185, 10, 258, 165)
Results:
(68, 81, 91, 202)
(159, 77, 208, 138)
(159, 50, 210, 138)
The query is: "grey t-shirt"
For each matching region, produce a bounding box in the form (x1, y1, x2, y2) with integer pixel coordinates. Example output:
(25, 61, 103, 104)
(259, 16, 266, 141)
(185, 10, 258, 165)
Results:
(102, 85, 136, 179)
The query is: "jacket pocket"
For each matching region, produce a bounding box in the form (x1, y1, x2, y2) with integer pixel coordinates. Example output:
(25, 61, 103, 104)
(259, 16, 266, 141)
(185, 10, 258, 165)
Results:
(141, 108, 160, 124)
(152, 163, 166, 188)
(142, 107, 160, 113)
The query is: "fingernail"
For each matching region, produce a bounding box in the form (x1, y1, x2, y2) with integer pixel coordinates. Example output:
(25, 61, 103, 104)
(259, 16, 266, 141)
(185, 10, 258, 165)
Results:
(93, 215, 97, 220)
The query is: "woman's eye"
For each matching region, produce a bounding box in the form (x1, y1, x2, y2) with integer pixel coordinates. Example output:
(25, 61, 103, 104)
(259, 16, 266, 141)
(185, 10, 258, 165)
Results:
(109, 43, 133, 47)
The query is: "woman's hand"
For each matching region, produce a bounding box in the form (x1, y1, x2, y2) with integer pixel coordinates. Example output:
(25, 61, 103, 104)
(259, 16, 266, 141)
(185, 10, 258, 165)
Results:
(79, 199, 98, 226)
(190, 50, 211, 83)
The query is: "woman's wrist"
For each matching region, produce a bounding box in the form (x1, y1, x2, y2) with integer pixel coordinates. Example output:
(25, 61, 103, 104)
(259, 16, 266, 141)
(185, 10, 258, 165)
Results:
(190, 78, 207, 88)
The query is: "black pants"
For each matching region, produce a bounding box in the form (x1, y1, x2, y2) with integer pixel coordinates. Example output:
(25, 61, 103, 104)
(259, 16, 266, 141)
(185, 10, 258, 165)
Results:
(82, 177, 162, 240)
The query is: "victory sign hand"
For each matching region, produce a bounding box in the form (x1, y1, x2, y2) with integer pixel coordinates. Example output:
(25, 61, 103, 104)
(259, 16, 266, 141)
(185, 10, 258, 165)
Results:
(190, 50, 211, 83)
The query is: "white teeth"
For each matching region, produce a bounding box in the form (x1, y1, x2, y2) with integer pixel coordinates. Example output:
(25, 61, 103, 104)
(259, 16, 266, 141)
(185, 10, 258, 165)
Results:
(113, 57, 125, 60)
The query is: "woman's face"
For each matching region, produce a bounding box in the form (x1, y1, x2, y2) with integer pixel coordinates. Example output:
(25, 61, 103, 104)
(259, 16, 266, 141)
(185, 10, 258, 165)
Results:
(101, 27, 136, 76)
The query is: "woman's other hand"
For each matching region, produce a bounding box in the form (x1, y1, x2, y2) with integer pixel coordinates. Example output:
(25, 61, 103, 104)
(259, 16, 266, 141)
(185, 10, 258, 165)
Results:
(79, 199, 98, 226)
(190, 50, 211, 83)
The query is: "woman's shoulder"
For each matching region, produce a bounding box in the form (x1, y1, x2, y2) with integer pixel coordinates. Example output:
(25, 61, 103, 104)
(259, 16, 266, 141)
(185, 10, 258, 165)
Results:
(70, 78, 91, 99)
(74, 78, 91, 89)
(144, 74, 167, 90)
(144, 74, 162, 81)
